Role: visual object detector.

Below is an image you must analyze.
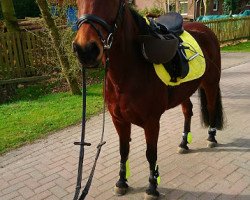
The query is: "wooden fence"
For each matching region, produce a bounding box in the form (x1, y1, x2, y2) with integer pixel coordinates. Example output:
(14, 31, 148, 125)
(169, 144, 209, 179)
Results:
(0, 31, 56, 84)
(202, 16, 250, 43)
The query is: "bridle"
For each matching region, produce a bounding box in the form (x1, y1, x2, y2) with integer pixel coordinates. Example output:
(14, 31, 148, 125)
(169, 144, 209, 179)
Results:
(73, 1, 126, 200)
(76, 0, 126, 50)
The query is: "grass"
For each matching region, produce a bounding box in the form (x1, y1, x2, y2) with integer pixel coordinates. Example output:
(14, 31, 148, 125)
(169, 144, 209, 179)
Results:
(221, 41, 250, 52)
(0, 83, 103, 155)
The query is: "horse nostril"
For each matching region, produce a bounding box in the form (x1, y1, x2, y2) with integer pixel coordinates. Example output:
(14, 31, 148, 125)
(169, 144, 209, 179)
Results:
(73, 41, 101, 66)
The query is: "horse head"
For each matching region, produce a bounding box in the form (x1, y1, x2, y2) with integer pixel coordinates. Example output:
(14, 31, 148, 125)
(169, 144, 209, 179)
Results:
(73, 0, 126, 68)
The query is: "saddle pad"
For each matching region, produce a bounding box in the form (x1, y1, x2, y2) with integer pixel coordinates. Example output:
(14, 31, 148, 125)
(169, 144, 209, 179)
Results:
(153, 31, 206, 86)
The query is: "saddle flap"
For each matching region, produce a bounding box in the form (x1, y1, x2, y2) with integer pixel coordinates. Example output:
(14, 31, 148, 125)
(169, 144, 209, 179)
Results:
(156, 12, 184, 35)
(138, 35, 178, 64)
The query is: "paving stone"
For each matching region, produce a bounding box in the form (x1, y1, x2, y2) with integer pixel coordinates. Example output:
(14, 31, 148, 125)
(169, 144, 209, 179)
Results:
(28, 190, 52, 200)
(49, 185, 68, 198)
(1, 182, 25, 195)
(18, 187, 35, 199)
(0, 191, 20, 200)
(0, 55, 250, 199)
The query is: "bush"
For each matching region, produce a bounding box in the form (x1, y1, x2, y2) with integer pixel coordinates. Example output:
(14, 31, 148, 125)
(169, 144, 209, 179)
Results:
(0, 0, 40, 19)
(223, 0, 240, 15)
(139, 6, 165, 17)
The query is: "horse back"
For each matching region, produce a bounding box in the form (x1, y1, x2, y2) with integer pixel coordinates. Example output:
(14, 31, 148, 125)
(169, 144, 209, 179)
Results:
(183, 22, 221, 71)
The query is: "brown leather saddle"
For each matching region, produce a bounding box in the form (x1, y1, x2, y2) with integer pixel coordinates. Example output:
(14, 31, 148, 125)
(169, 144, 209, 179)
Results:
(139, 12, 189, 82)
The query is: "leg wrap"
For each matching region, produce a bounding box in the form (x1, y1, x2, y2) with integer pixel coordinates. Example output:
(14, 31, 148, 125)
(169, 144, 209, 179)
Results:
(179, 132, 189, 150)
(208, 127, 217, 143)
(146, 164, 160, 196)
(116, 162, 128, 188)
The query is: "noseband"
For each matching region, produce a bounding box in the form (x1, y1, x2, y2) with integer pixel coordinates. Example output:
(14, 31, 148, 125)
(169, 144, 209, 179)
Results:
(76, 1, 126, 50)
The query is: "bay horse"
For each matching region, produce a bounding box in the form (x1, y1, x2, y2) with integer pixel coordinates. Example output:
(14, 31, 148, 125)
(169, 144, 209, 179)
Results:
(73, 0, 224, 199)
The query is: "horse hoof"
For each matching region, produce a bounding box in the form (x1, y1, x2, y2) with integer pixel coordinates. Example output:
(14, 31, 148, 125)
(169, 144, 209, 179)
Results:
(207, 141, 217, 148)
(113, 185, 128, 196)
(144, 193, 159, 200)
(177, 147, 190, 154)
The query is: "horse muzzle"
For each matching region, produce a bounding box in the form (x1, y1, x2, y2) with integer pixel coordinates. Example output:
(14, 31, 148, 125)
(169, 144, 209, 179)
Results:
(72, 41, 101, 68)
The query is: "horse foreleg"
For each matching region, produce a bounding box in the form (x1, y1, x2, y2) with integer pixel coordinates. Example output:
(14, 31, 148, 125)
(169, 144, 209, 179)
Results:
(112, 118, 131, 196)
(144, 120, 160, 200)
(178, 98, 193, 154)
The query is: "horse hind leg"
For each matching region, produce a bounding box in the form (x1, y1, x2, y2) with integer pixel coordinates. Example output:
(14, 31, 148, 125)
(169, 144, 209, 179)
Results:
(112, 118, 131, 196)
(178, 98, 193, 154)
(199, 85, 224, 148)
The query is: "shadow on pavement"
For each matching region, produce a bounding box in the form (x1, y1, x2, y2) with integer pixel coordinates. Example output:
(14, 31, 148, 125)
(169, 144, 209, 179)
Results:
(188, 138, 250, 154)
(118, 187, 250, 200)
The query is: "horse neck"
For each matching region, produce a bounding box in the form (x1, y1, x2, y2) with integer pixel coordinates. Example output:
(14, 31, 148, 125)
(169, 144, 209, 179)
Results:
(107, 7, 141, 80)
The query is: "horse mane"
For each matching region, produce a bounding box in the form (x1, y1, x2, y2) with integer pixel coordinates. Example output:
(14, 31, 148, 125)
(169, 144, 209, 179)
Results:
(128, 7, 150, 35)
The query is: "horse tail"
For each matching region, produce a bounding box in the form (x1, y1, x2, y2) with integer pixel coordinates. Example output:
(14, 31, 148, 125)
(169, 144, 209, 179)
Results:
(198, 87, 224, 130)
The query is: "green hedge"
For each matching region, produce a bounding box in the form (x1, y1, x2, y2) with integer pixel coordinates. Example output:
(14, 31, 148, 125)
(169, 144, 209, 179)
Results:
(0, 0, 40, 19)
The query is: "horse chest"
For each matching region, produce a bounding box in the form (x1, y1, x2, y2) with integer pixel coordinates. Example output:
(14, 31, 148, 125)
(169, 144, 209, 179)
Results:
(107, 82, 144, 123)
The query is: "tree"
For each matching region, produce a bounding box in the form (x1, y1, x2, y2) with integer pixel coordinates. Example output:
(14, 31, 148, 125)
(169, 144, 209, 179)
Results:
(223, 0, 240, 15)
(13, 0, 40, 19)
(0, 0, 20, 32)
(36, 0, 81, 95)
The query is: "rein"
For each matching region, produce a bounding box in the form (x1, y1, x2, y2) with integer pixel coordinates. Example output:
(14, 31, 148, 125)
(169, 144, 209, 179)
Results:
(73, 64, 107, 200)
(73, 1, 125, 200)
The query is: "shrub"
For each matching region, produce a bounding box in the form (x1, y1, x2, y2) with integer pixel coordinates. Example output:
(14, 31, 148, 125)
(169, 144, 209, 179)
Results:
(0, 0, 40, 19)
(139, 6, 165, 16)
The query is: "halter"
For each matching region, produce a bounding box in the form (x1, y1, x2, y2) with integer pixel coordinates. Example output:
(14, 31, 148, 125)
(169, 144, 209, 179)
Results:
(76, 0, 126, 50)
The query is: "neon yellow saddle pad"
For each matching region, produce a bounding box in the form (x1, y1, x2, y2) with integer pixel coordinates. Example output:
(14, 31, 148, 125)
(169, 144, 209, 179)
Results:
(154, 31, 206, 86)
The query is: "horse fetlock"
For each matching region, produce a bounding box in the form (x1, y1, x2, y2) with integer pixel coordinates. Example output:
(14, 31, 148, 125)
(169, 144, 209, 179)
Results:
(114, 162, 129, 195)
(207, 128, 217, 143)
(178, 135, 190, 154)
(207, 135, 217, 143)
(144, 167, 160, 198)
(179, 139, 189, 148)
(116, 177, 128, 188)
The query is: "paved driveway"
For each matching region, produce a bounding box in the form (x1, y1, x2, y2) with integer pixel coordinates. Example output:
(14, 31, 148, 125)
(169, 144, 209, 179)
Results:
(0, 53, 250, 200)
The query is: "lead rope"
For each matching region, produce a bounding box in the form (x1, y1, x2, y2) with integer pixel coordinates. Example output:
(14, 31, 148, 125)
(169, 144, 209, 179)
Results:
(73, 56, 109, 200)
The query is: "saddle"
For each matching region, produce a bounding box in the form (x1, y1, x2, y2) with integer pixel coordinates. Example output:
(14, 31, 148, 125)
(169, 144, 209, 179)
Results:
(156, 12, 184, 36)
(139, 12, 191, 82)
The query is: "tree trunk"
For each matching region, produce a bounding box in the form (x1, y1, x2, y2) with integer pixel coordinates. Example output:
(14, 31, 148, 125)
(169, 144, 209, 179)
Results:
(0, 0, 20, 32)
(36, 0, 81, 95)
(203, 0, 210, 16)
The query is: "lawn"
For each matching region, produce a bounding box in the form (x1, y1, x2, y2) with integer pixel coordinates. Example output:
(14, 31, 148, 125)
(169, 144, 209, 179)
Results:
(221, 41, 250, 52)
(0, 83, 103, 155)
